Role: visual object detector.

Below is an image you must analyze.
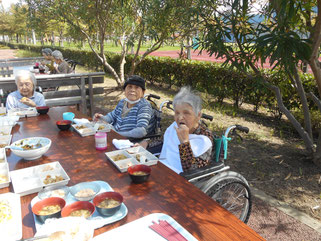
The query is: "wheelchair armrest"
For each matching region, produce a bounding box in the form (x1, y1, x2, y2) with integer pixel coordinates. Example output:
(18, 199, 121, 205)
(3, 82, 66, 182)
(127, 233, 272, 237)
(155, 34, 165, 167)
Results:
(180, 160, 225, 181)
(128, 133, 161, 143)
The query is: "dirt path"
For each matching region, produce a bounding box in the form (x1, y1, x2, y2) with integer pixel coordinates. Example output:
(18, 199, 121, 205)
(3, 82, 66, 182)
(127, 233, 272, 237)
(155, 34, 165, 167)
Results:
(0, 49, 16, 59)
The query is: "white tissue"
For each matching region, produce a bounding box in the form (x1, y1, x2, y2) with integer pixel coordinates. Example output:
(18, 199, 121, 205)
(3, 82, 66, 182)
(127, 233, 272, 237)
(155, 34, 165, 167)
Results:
(112, 139, 133, 149)
(73, 118, 90, 125)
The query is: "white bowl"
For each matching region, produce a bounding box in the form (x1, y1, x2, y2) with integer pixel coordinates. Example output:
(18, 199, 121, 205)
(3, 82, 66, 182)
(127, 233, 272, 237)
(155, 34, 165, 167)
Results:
(10, 137, 51, 160)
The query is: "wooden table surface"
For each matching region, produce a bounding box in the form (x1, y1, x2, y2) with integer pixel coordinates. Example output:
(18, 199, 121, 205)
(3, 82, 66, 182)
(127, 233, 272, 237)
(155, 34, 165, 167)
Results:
(0, 106, 264, 240)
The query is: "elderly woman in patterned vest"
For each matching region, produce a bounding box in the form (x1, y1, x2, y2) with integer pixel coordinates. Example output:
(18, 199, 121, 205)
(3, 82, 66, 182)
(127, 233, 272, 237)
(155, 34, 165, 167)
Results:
(139, 87, 214, 173)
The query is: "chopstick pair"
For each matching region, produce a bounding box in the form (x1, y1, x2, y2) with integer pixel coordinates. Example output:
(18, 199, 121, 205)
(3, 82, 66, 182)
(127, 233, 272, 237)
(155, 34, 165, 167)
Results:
(149, 219, 188, 241)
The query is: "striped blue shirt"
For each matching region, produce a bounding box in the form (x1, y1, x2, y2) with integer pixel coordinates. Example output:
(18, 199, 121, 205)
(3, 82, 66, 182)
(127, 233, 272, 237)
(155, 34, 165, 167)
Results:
(102, 98, 155, 138)
(6, 90, 46, 111)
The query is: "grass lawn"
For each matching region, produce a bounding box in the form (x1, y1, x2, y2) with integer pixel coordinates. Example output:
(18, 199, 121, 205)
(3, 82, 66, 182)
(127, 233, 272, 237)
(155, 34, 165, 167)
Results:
(13, 41, 181, 53)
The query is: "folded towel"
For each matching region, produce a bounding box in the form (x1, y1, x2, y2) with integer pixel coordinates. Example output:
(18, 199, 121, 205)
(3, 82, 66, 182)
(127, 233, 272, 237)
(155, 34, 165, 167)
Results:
(73, 118, 90, 125)
(112, 139, 134, 149)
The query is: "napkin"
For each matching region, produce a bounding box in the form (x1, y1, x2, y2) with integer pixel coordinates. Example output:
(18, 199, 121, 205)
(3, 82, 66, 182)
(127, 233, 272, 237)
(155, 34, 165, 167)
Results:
(73, 118, 90, 125)
(112, 139, 133, 149)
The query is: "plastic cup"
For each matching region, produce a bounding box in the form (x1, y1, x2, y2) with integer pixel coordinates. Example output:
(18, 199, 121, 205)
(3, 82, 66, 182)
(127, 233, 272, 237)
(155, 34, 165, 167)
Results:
(62, 112, 75, 121)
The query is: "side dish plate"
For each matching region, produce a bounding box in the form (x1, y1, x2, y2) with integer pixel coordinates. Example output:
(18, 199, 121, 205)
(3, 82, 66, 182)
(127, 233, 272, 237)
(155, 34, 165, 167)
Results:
(105, 147, 158, 173)
(10, 161, 70, 196)
(0, 192, 22, 240)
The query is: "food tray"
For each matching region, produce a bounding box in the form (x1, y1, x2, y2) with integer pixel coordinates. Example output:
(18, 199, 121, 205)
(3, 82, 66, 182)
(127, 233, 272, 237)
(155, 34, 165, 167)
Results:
(91, 213, 197, 241)
(7, 107, 38, 117)
(0, 126, 12, 136)
(31, 181, 128, 231)
(0, 135, 12, 148)
(93, 122, 112, 132)
(0, 192, 22, 240)
(0, 148, 7, 163)
(0, 162, 10, 188)
(0, 116, 19, 126)
(72, 123, 96, 137)
(10, 161, 70, 196)
(105, 146, 158, 173)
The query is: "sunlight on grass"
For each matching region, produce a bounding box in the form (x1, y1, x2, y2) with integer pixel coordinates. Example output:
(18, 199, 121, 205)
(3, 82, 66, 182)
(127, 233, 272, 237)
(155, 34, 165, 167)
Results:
(16, 50, 40, 58)
(28, 41, 180, 53)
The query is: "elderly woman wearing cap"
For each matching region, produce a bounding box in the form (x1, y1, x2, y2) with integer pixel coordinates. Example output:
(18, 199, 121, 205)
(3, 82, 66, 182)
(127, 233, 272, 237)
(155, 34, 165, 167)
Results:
(6, 70, 46, 110)
(94, 75, 155, 138)
(139, 87, 214, 173)
(52, 50, 72, 74)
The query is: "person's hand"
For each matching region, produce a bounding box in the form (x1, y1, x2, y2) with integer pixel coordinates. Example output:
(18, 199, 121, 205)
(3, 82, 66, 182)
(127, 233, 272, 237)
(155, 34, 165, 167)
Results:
(175, 124, 190, 144)
(20, 97, 36, 107)
(93, 113, 104, 122)
(134, 140, 148, 149)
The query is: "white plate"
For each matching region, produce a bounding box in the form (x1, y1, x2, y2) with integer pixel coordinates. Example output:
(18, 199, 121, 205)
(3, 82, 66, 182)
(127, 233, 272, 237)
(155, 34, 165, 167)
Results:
(0, 192, 22, 240)
(7, 108, 38, 117)
(10, 161, 70, 196)
(0, 135, 12, 148)
(106, 147, 158, 173)
(0, 126, 12, 136)
(72, 123, 96, 137)
(0, 148, 7, 163)
(91, 213, 197, 241)
(105, 150, 139, 173)
(0, 162, 10, 188)
(0, 116, 19, 126)
(31, 181, 128, 231)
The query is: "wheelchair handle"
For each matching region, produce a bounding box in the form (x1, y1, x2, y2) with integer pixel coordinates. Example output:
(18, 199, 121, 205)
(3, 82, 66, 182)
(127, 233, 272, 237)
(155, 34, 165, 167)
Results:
(148, 94, 160, 100)
(236, 125, 249, 133)
(201, 113, 213, 121)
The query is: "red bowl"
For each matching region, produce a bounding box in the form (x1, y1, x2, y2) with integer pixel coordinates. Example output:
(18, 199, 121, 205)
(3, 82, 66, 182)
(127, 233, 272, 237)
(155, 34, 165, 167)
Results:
(61, 201, 95, 219)
(36, 106, 50, 114)
(32, 197, 66, 223)
(56, 120, 72, 131)
(93, 192, 123, 216)
(127, 164, 151, 184)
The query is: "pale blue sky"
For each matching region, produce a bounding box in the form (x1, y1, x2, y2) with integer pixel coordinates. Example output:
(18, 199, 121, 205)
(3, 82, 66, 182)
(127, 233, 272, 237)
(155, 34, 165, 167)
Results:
(2, 0, 20, 10)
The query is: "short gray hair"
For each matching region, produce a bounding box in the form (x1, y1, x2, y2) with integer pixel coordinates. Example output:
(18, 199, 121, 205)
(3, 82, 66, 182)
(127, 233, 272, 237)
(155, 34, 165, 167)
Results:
(15, 70, 37, 90)
(173, 86, 202, 115)
(41, 48, 52, 56)
(52, 50, 64, 60)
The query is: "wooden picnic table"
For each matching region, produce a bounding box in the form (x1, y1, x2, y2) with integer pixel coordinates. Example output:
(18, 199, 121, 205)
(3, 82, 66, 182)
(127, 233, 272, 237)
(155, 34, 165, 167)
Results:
(0, 106, 264, 240)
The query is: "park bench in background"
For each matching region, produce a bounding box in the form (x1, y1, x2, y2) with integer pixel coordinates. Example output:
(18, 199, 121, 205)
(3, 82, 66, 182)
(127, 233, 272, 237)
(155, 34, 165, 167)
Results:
(0, 72, 105, 116)
(0, 57, 45, 77)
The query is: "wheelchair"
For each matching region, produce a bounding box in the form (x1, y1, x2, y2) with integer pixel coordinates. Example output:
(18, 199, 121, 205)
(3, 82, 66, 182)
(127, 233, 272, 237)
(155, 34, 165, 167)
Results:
(142, 97, 252, 223)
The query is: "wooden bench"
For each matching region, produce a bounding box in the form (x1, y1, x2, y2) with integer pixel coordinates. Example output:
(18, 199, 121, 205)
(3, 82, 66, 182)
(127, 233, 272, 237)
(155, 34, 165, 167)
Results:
(0, 72, 105, 116)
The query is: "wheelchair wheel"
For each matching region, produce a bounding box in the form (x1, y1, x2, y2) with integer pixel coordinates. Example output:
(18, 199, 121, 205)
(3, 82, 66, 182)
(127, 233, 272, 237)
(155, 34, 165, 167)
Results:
(199, 171, 249, 192)
(207, 180, 252, 223)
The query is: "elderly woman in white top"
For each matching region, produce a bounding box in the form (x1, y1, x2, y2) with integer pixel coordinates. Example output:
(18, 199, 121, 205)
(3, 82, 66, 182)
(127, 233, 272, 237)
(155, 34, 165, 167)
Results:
(139, 87, 214, 173)
(6, 70, 46, 110)
(52, 50, 72, 74)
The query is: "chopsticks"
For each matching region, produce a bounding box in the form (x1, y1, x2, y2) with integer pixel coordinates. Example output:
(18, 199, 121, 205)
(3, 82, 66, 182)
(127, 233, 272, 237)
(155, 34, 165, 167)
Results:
(149, 220, 188, 241)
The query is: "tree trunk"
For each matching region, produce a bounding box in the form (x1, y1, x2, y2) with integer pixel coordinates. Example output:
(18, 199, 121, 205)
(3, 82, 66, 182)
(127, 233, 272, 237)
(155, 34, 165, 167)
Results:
(314, 129, 321, 168)
(291, 68, 313, 139)
(51, 32, 55, 46)
(32, 29, 37, 45)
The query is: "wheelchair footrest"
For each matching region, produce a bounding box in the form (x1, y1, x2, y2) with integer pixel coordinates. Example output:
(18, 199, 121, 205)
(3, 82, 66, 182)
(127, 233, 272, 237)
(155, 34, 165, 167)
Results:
(180, 161, 225, 180)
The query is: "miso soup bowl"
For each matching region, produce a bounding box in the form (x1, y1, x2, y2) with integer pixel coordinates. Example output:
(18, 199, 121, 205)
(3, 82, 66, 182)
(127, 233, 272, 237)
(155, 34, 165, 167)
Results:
(61, 201, 95, 219)
(32, 197, 66, 223)
(127, 164, 151, 184)
(93, 192, 123, 217)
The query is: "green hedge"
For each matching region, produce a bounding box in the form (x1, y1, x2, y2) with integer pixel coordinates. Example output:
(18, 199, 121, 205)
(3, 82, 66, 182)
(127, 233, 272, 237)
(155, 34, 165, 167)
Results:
(2, 41, 319, 131)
